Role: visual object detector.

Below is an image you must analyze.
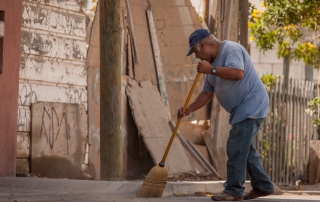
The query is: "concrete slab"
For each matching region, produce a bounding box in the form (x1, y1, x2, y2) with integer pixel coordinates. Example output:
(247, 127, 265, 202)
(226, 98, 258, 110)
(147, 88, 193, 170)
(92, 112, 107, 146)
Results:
(126, 79, 192, 175)
(31, 102, 87, 179)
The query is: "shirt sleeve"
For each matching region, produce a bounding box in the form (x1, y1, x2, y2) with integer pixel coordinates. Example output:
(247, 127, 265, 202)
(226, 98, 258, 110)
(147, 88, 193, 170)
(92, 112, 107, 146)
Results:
(202, 74, 214, 92)
(224, 50, 245, 71)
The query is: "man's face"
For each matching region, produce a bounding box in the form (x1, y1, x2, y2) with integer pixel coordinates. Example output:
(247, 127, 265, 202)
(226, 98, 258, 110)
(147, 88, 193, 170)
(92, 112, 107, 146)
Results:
(192, 42, 208, 61)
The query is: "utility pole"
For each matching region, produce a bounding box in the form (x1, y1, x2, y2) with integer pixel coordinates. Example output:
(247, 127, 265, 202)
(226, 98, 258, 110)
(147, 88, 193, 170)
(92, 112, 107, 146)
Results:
(239, 0, 248, 51)
(216, 0, 239, 41)
(203, 0, 209, 25)
(100, 0, 123, 180)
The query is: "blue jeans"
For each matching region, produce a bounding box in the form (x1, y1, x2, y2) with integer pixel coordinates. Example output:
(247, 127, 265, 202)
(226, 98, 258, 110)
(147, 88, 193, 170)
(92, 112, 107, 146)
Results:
(223, 118, 274, 197)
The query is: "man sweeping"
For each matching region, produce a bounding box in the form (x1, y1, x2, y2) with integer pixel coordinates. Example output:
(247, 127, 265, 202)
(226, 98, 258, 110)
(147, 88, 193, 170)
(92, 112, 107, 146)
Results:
(177, 28, 274, 201)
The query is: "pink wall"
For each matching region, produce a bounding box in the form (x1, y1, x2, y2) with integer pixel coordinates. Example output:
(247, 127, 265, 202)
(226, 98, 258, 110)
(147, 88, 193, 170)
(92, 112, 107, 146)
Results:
(0, 0, 22, 176)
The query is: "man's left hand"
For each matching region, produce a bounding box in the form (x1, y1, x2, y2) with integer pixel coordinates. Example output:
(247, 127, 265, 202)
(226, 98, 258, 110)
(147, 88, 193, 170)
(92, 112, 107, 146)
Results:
(197, 61, 213, 74)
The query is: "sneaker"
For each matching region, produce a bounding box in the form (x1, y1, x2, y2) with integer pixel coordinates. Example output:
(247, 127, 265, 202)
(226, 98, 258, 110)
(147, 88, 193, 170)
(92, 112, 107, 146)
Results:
(211, 192, 243, 201)
(244, 187, 274, 200)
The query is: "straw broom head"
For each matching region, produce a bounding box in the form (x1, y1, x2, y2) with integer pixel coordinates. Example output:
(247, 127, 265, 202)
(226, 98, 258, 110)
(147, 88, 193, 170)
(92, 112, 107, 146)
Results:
(137, 73, 201, 198)
(136, 165, 168, 198)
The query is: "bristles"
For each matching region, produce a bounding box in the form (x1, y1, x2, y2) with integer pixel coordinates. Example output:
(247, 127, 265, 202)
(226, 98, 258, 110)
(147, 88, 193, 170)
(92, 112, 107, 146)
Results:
(136, 165, 169, 198)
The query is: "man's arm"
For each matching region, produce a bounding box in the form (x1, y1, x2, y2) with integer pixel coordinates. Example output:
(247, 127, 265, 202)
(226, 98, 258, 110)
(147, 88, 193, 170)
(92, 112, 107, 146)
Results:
(177, 91, 214, 118)
(197, 61, 244, 81)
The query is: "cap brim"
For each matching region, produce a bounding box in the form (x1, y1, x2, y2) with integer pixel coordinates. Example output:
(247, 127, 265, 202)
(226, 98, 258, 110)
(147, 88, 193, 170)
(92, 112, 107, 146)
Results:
(186, 45, 195, 56)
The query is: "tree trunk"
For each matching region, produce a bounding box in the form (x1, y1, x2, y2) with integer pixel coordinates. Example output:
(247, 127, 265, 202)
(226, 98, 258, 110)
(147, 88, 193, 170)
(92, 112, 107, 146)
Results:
(283, 55, 290, 91)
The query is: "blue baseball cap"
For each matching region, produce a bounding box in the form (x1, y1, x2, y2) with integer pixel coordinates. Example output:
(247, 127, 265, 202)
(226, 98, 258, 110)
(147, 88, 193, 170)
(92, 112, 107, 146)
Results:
(186, 29, 211, 56)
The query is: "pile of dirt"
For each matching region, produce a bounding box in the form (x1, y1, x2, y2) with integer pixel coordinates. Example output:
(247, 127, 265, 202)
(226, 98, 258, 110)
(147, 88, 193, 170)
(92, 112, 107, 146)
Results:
(168, 171, 220, 182)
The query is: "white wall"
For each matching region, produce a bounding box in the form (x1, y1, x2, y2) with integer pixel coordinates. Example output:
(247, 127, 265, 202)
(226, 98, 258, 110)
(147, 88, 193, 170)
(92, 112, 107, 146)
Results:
(17, 0, 88, 174)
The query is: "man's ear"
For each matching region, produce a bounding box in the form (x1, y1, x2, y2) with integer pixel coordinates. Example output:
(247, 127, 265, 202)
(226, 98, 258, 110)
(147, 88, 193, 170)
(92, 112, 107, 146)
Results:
(199, 41, 205, 50)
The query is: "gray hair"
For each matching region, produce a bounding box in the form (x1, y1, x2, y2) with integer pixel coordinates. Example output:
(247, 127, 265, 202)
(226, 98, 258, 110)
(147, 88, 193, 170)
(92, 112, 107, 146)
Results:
(201, 34, 218, 44)
(194, 34, 218, 51)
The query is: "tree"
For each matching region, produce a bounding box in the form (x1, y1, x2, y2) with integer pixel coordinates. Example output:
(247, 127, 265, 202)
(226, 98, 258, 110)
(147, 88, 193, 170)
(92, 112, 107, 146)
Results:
(250, 0, 320, 67)
(249, 0, 320, 88)
(250, 0, 320, 134)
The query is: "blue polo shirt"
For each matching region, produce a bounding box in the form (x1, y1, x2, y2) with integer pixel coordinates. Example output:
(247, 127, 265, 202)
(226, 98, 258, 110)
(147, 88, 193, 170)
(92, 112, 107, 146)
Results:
(202, 40, 269, 124)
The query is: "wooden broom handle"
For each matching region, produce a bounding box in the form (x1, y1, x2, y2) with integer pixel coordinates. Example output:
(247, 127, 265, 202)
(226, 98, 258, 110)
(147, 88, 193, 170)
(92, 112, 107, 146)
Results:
(159, 73, 201, 166)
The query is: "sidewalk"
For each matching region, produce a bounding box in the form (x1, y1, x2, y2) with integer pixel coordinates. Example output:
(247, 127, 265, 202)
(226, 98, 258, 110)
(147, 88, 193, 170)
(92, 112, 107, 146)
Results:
(0, 177, 319, 202)
(1, 177, 233, 201)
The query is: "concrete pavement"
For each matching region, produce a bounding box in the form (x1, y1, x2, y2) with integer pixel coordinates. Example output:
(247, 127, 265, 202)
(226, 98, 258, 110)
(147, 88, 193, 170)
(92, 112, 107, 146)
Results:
(0, 177, 319, 202)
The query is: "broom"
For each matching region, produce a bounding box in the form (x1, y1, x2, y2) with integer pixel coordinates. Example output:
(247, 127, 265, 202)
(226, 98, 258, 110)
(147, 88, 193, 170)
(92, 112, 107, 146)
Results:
(137, 72, 202, 198)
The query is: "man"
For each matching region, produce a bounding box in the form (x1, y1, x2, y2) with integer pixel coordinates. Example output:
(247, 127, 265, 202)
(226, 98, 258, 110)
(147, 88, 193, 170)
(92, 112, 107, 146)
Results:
(177, 29, 274, 201)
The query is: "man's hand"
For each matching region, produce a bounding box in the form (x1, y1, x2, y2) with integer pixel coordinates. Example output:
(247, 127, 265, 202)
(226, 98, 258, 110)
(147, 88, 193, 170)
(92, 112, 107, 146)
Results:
(177, 107, 191, 119)
(176, 91, 214, 119)
(197, 61, 213, 74)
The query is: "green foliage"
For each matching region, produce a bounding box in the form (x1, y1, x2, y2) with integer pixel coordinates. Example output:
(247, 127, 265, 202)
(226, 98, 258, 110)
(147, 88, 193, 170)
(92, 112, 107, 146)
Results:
(260, 74, 276, 90)
(249, 0, 320, 69)
(199, 15, 203, 23)
(306, 96, 320, 125)
(248, 2, 257, 23)
(262, 140, 270, 157)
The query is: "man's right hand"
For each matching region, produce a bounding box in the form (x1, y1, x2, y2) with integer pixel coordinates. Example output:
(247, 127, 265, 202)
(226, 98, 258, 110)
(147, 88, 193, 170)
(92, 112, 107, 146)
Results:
(177, 107, 191, 119)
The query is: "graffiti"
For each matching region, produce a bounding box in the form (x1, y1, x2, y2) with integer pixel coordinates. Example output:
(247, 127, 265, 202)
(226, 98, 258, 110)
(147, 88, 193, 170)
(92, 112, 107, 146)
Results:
(154, 18, 168, 47)
(155, 19, 166, 30)
(165, 69, 202, 121)
(165, 69, 199, 95)
(26, 0, 85, 13)
(21, 31, 51, 55)
(159, 32, 168, 47)
(65, 87, 86, 105)
(19, 84, 38, 106)
(20, 56, 87, 85)
(21, 31, 86, 61)
(22, 4, 85, 36)
(39, 106, 71, 154)
(19, 82, 87, 106)
(20, 56, 46, 76)
(17, 107, 31, 132)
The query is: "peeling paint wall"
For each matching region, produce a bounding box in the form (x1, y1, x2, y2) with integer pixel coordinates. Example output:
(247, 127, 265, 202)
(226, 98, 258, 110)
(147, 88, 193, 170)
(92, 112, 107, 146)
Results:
(17, 0, 87, 175)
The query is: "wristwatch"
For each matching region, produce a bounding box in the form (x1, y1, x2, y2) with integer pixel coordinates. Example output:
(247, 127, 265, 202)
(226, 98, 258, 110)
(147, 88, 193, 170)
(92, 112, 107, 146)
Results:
(211, 66, 217, 75)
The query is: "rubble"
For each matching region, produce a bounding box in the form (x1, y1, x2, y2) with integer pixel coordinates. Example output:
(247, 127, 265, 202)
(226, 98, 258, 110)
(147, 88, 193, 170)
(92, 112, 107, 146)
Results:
(167, 170, 219, 182)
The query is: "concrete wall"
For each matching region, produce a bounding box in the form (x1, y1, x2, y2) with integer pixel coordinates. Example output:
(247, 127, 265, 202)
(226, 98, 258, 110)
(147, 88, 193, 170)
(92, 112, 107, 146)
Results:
(17, 0, 88, 175)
